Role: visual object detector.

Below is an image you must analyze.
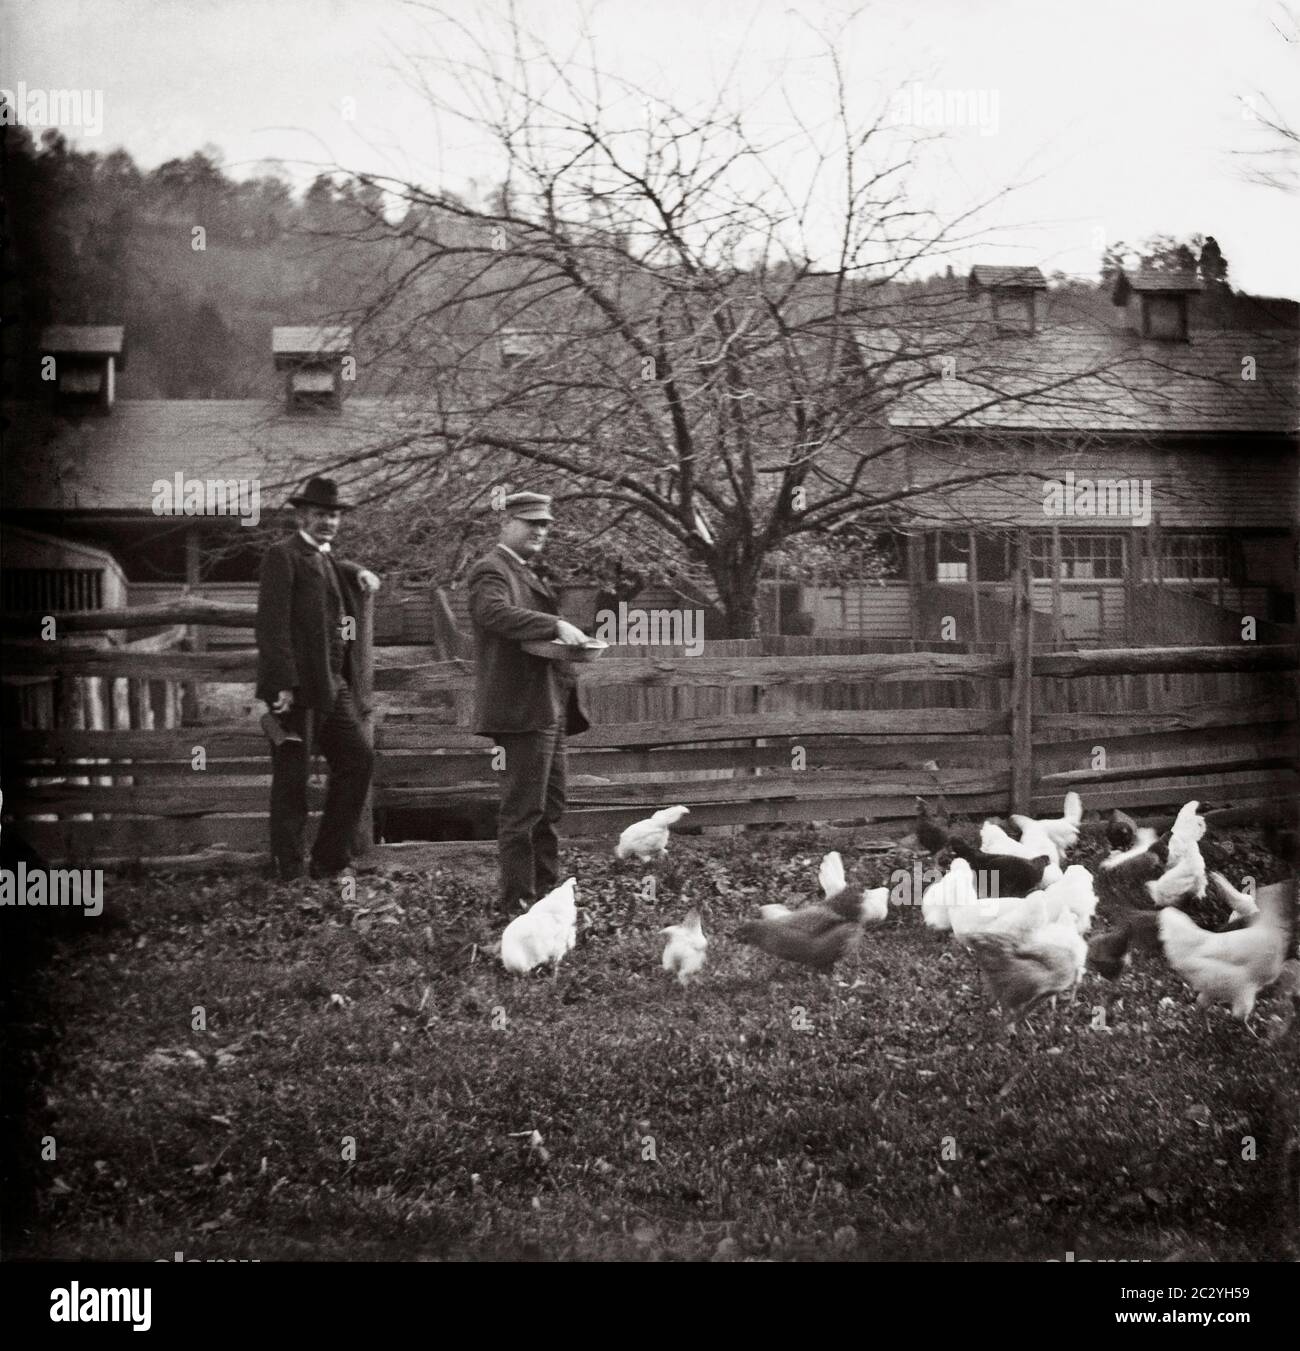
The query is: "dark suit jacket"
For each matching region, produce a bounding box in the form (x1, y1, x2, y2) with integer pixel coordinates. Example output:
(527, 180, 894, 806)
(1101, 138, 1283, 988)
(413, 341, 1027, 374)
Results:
(255, 534, 367, 712)
(466, 545, 591, 738)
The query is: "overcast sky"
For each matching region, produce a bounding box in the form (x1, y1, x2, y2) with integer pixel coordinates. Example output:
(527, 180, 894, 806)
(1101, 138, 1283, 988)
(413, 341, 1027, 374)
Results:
(4, 0, 1298, 297)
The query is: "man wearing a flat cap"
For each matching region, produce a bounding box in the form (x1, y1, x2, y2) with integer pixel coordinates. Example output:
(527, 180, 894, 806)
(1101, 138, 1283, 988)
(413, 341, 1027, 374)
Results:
(255, 476, 382, 880)
(468, 491, 591, 914)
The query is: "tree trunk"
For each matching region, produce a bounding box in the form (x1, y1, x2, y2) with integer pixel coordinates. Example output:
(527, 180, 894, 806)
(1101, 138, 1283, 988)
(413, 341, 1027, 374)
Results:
(717, 567, 761, 638)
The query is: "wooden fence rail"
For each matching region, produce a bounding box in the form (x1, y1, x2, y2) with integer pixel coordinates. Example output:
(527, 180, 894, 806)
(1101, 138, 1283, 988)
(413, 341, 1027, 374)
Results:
(1, 597, 1296, 864)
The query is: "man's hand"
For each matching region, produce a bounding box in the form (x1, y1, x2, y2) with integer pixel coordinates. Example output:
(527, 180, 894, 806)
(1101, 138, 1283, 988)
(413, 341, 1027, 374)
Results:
(357, 569, 381, 594)
(554, 619, 589, 646)
(272, 689, 294, 714)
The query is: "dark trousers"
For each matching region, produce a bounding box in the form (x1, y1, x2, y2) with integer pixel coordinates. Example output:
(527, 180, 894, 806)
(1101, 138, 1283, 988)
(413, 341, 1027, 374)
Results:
(269, 684, 374, 878)
(495, 725, 567, 909)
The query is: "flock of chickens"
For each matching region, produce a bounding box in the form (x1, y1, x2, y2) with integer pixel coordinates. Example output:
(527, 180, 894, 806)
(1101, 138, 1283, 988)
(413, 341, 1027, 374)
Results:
(497, 795, 1299, 1037)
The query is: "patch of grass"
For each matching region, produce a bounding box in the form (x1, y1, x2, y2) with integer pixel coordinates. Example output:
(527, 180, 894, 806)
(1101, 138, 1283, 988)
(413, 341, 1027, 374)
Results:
(3, 829, 1297, 1261)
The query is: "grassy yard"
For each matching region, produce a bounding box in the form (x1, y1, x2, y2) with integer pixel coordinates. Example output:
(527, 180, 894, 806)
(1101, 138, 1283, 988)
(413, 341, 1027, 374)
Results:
(3, 827, 1297, 1262)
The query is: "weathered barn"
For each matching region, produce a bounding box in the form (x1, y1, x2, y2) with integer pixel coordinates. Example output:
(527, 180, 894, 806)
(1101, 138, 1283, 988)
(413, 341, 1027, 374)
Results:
(804, 268, 1298, 644)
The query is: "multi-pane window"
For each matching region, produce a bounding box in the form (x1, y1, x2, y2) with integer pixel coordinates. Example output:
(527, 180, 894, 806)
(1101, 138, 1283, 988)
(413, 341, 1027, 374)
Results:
(931, 532, 1013, 582)
(1030, 533, 1125, 580)
(935, 532, 969, 582)
(1156, 534, 1231, 581)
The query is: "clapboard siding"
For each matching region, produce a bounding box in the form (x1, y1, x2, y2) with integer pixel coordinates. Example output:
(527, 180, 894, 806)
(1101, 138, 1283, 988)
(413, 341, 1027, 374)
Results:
(799, 582, 912, 637)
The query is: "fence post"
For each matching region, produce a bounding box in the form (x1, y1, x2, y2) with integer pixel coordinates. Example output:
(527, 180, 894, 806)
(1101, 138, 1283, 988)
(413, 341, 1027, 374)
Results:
(1010, 537, 1033, 814)
(350, 589, 376, 861)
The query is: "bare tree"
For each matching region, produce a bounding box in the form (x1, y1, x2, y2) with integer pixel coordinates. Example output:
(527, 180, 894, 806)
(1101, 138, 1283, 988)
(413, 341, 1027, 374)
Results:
(305, 4, 1162, 634)
(1234, 3, 1300, 194)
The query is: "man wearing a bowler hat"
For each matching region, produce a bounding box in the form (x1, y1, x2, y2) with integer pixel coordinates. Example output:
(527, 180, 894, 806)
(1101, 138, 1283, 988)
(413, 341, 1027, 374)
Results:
(255, 476, 382, 880)
(468, 492, 591, 913)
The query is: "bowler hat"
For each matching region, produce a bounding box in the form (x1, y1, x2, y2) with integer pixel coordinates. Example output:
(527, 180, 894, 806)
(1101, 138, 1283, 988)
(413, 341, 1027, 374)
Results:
(501, 491, 554, 522)
(289, 476, 353, 511)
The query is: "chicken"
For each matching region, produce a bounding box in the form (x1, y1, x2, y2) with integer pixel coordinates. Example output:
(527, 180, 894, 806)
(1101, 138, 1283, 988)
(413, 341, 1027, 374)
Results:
(738, 863, 882, 972)
(1158, 877, 1293, 1022)
(913, 796, 952, 855)
(963, 925, 1084, 1028)
(947, 838, 1050, 898)
(735, 906, 859, 973)
(1015, 792, 1083, 852)
(860, 886, 890, 925)
(949, 890, 1059, 942)
(819, 850, 848, 900)
(1106, 808, 1141, 852)
(1100, 826, 1158, 870)
(1146, 836, 1207, 907)
(921, 857, 979, 931)
(500, 878, 578, 976)
(1208, 870, 1262, 922)
(1008, 815, 1064, 869)
(982, 819, 1063, 882)
(1087, 926, 1131, 982)
(1086, 910, 1163, 980)
(660, 909, 707, 985)
(818, 850, 889, 925)
(1165, 799, 1206, 867)
(1038, 864, 1099, 935)
(615, 805, 690, 862)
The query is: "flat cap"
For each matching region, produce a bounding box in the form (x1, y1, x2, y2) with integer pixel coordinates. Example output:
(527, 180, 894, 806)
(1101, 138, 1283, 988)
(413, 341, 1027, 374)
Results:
(501, 491, 555, 522)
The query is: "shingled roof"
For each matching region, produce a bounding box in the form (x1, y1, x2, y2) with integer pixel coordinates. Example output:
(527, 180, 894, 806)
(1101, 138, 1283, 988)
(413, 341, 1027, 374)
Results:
(1114, 269, 1205, 296)
(4, 397, 423, 514)
(887, 325, 1297, 434)
(968, 265, 1048, 290)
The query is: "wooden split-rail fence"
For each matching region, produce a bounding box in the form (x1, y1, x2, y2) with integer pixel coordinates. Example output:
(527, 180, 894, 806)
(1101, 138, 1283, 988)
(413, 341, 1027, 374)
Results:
(1, 576, 1296, 866)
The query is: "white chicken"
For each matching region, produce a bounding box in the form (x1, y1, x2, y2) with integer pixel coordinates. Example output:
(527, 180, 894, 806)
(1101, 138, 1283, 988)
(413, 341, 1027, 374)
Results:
(817, 850, 889, 925)
(1158, 877, 1293, 1023)
(660, 909, 708, 985)
(921, 857, 979, 931)
(1208, 871, 1294, 924)
(819, 850, 847, 900)
(1146, 837, 1207, 907)
(500, 878, 578, 976)
(1008, 815, 1063, 869)
(981, 819, 1063, 882)
(1100, 826, 1157, 870)
(1207, 870, 1258, 920)
(1038, 864, 1099, 935)
(1015, 792, 1083, 852)
(949, 890, 1060, 942)
(615, 805, 690, 862)
(1165, 799, 1206, 867)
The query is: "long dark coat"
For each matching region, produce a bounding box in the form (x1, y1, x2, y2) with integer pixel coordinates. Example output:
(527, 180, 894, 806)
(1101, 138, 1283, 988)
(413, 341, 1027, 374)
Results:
(255, 534, 367, 712)
(466, 545, 590, 738)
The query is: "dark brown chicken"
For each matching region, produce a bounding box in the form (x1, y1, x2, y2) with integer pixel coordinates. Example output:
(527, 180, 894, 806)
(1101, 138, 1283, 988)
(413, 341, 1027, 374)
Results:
(1105, 808, 1140, 851)
(735, 884, 869, 973)
(913, 796, 952, 855)
(1086, 910, 1162, 980)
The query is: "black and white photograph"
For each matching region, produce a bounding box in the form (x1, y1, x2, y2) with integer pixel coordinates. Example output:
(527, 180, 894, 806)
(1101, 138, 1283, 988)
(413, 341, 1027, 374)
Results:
(1, 0, 1298, 1304)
